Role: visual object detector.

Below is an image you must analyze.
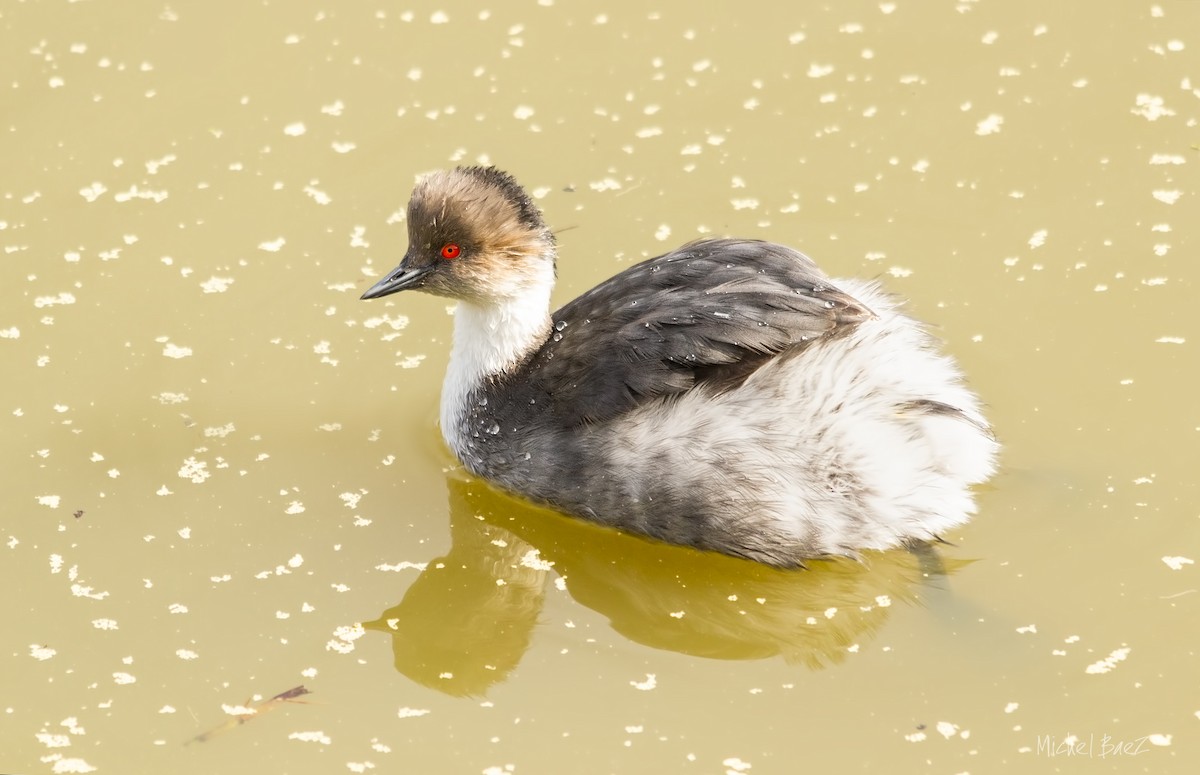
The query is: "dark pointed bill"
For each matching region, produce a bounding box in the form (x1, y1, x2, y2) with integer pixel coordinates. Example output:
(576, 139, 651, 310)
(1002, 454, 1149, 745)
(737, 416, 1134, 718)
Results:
(360, 260, 434, 300)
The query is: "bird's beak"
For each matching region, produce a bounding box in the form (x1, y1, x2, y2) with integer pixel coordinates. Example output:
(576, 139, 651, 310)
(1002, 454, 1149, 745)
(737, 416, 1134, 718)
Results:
(360, 256, 434, 300)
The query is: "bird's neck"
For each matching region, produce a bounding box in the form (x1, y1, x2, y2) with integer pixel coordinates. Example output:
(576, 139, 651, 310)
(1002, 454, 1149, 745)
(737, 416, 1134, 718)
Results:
(440, 277, 553, 445)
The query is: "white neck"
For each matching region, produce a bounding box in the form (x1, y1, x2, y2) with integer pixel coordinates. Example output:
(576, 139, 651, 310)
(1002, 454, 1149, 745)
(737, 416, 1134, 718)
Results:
(440, 283, 553, 449)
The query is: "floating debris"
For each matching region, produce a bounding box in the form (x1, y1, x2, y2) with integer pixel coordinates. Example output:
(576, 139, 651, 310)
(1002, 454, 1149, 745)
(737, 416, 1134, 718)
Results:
(187, 685, 313, 745)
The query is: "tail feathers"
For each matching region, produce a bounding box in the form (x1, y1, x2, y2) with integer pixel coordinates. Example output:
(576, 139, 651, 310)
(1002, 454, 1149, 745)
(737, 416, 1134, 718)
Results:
(897, 399, 998, 485)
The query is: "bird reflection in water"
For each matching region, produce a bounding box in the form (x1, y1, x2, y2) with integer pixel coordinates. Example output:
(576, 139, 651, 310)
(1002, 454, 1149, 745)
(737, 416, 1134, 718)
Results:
(363, 476, 969, 698)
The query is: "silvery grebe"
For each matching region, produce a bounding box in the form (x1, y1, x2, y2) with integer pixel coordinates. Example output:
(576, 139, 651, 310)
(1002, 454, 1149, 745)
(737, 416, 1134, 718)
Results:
(361, 166, 997, 568)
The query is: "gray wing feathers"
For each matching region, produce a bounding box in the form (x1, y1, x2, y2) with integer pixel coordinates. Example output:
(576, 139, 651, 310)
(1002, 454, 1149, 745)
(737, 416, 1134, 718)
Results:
(528, 238, 874, 424)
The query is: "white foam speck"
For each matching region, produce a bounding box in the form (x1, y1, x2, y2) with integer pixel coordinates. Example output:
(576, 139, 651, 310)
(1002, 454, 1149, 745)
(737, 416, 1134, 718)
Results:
(114, 185, 168, 203)
(30, 644, 57, 660)
(376, 561, 428, 572)
(178, 457, 210, 483)
(348, 226, 369, 248)
(303, 185, 331, 205)
(71, 584, 109, 600)
(288, 730, 332, 744)
(364, 314, 409, 331)
(47, 758, 96, 773)
(326, 623, 365, 653)
(1085, 646, 1130, 674)
(398, 707, 431, 718)
(589, 178, 622, 191)
(79, 182, 108, 202)
(519, 549, 554, 571)
(630, 673, 657, 691)
(145, 154, 176, 175)
(219, 703, 255, 717)
(258, 237, 287, 252)
(1132, 94, 1174, 121)
(1162, 556, 1194, 570)
(34, 293, 77, 308)
(283, 121, 307, 137)
(975, 114, 1004, 135)
(199, 276, 235, 294)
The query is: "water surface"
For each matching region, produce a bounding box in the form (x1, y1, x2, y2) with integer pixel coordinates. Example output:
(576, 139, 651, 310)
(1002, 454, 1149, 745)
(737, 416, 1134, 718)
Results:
(3, 1, 1197, 773)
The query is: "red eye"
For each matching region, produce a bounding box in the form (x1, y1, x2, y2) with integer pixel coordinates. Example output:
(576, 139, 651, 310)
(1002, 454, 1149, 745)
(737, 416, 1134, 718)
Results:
(440, 243, 461, 260)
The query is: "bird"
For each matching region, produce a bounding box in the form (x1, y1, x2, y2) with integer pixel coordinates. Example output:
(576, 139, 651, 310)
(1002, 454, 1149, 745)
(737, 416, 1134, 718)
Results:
(360, 165, 997, 568)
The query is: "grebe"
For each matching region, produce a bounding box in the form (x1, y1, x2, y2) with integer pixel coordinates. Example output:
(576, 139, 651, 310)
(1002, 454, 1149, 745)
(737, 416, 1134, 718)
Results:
(361, 166, 997, 568)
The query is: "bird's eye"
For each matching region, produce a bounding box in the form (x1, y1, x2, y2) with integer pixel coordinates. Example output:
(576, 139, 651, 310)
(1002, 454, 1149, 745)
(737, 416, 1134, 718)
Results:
(440, 243, 461, 260)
